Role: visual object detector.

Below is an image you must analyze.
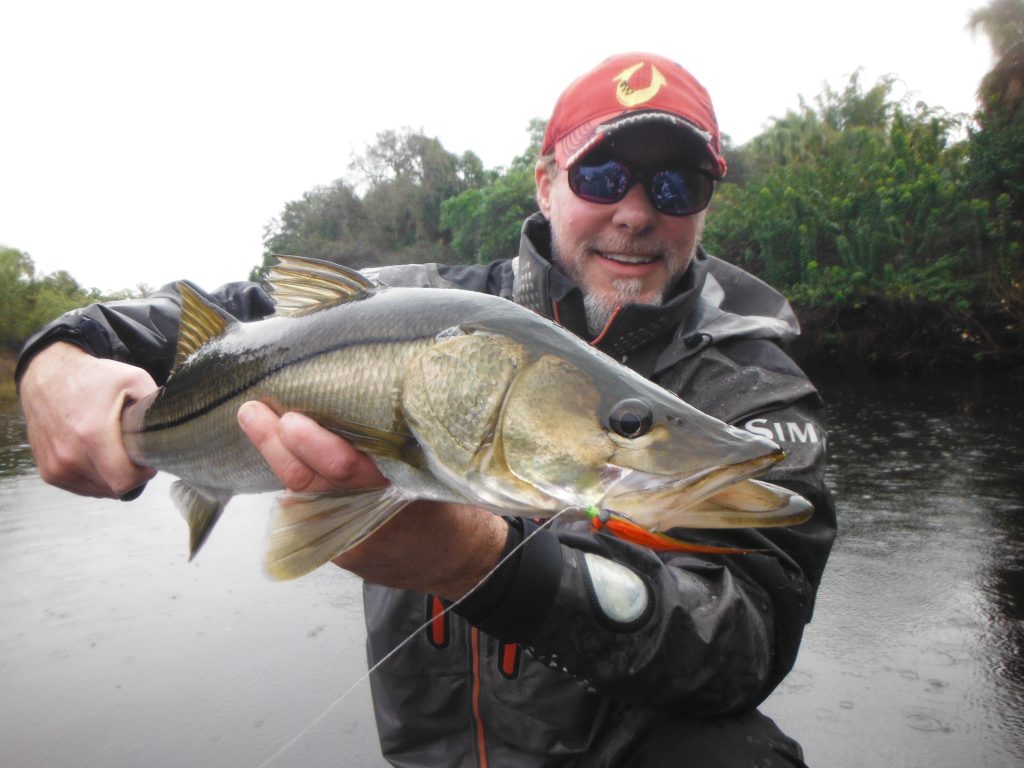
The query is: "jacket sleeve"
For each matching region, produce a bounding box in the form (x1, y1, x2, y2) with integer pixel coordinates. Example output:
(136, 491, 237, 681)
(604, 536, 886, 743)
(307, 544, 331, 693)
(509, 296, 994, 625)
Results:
(15, 280, 274, 385)
(455, 338, 836, 715)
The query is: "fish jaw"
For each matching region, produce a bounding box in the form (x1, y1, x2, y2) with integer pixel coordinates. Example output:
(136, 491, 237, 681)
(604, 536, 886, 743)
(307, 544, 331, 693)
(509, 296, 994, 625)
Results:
(598, 451, 800, 529)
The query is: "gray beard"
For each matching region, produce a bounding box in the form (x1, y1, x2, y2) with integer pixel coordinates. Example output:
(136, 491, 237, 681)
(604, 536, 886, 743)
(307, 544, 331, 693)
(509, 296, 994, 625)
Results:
(547, 214, 703, 338)
(582, 278, 663, 337)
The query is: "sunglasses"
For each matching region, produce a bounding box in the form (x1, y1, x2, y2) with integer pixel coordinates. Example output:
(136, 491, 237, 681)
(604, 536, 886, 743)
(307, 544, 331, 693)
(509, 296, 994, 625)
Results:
(567, 158, 715, 216)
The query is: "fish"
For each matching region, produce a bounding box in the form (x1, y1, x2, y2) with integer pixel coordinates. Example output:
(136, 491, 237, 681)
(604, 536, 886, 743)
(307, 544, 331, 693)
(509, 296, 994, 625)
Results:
(120, 255, 812, 580)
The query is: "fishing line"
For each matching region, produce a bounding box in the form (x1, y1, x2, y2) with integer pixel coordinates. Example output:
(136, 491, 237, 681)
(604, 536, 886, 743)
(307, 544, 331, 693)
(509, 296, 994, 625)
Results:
(256, 506, 578, 768)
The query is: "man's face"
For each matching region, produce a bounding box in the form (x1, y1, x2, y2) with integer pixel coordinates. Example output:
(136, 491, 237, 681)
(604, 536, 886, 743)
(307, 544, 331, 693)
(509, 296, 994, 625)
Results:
(535, 124, 707, 332)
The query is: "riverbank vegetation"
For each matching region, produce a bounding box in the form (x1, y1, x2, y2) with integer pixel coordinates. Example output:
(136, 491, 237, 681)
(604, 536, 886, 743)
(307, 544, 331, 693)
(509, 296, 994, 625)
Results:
(3, 2, 1021, 376)
(0, 248, 136, 403)
(0, 247, 135, 354)
(706, 70, 1023, 375)
(253, 1, 1024, 373)
(0, 353, 16, 404)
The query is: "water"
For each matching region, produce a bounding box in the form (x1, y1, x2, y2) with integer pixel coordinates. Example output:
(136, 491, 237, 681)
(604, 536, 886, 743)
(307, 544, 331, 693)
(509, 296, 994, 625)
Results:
(0, 410, 382, 767)
(760, 374, 1024, 767)
(0, 373, 1021, 767)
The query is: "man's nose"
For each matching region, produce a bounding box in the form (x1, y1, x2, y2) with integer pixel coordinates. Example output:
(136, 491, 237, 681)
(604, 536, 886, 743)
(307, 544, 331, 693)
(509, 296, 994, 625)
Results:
(610, 182, 658, 234)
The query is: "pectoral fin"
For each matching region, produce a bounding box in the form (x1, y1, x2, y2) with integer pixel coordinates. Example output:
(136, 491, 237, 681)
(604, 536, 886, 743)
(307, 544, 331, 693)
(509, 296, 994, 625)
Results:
(302, 410, 422, 465)
(264, 485, 411, 581)
(170, 481, 231, 561)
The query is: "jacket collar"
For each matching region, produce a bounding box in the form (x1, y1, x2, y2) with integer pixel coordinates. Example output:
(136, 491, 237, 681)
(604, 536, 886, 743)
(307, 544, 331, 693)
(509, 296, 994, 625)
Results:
(512, 213, 707, 362)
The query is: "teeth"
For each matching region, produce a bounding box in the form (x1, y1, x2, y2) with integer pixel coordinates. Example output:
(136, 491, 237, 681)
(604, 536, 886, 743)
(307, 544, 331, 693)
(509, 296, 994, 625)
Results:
(603, 252, 658, 265)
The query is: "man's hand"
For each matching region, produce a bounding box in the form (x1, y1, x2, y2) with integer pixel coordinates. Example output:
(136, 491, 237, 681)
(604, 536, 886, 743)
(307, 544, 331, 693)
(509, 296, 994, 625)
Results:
(237, 401, 509, 600)
(236, 400, 387, 492)
(19, 342, 158, 498)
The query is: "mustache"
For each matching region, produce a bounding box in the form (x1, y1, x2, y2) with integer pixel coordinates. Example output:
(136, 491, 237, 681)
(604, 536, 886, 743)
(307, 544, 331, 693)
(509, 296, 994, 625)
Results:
(587, 238, 672, 256)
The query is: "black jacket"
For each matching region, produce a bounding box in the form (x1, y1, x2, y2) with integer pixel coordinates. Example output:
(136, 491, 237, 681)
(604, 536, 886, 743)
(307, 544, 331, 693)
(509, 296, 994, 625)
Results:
(18, 214, 835, 767)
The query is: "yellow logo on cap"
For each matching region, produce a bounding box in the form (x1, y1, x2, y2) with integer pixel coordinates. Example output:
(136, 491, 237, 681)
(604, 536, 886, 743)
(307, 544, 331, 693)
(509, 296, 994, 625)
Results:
(613, 63, 667, 107)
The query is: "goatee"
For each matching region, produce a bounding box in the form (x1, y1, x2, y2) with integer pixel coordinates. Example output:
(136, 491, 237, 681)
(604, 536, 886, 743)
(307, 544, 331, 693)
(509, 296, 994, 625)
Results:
(581, 278, 663, 337)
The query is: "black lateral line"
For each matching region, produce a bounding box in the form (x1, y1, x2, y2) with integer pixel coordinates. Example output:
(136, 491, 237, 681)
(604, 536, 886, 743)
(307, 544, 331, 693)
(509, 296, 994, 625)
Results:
(142, 334, 429, 433)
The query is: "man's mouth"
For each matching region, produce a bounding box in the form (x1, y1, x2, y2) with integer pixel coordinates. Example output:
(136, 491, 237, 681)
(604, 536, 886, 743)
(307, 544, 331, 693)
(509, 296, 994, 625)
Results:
(599, 252, 661, 265)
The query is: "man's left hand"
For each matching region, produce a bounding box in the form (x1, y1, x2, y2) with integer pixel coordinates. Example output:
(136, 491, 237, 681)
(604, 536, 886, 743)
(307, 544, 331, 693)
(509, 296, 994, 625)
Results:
(237, 400, 509, 599)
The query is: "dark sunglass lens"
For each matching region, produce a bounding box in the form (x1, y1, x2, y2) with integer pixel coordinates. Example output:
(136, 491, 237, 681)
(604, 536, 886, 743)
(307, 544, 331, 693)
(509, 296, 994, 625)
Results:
(570, 160, 631, 203)
(650, 169, 713, 215)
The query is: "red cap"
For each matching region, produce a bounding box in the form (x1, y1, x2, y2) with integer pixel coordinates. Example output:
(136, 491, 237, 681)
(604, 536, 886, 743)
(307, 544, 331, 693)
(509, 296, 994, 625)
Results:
(541, 53, 727, 178)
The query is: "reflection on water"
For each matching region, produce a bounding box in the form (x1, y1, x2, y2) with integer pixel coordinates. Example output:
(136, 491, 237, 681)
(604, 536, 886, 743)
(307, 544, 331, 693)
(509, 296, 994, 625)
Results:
(0, 405, 33, 477)
(0, 402, 384, 768)
(1, 373, 1022, 767)
(762, 373, 1024, 767)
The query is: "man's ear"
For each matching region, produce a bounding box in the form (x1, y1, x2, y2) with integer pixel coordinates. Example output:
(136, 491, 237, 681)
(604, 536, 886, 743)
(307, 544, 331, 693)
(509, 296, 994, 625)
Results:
(534, 160, 553, 218)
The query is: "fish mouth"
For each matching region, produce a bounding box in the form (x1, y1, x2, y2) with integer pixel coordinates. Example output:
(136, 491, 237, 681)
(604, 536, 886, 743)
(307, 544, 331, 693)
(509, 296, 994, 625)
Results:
(600, 451, 785, 520)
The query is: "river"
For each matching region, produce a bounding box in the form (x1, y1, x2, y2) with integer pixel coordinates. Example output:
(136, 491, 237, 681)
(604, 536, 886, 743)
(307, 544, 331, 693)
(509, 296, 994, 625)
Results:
(0, 372, 1021, 767)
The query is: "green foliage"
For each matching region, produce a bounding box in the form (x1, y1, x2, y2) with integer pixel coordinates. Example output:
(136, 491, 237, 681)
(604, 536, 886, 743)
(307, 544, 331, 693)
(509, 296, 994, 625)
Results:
(440, 164, 536, 264)
(787, 256, 973, 310)
(256, 123, 544, 278)
(13, 11, 1024, 367)
(704, 73, 981, 310)
(965, 0, 1024, 327)
(0, 246, 111, 351)
(440, 119, 544, 263)
(0, 247, 35, 349)
(261, 180, 375, 270)
(257, 128, 494, 277)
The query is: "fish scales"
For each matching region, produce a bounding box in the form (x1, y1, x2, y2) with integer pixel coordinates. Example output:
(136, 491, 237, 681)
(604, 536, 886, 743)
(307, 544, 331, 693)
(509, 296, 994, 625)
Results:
(120, 256, 815, 579)
(133, 342, 431, 491)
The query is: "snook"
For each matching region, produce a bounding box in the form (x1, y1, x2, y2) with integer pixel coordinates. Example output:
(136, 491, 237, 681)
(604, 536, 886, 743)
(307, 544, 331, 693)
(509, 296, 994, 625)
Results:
(122, 256, 812, 580)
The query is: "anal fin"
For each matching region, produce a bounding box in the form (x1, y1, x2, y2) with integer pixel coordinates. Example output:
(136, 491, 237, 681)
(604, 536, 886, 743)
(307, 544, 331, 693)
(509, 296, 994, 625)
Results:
(170, 481, 230, 561)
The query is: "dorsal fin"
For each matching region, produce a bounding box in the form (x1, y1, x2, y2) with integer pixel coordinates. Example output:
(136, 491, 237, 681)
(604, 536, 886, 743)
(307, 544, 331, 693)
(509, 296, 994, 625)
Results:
(173, 282, 236, 372)
(266, 254, 374, 316)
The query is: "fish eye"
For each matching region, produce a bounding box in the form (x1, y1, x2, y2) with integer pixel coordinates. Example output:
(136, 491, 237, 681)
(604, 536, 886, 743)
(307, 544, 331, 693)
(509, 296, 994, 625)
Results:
(608, 399, 654, 438)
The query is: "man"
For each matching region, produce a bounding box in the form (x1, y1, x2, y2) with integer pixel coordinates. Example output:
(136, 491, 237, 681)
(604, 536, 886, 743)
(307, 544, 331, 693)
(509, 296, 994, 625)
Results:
(17, 53, 835, 766)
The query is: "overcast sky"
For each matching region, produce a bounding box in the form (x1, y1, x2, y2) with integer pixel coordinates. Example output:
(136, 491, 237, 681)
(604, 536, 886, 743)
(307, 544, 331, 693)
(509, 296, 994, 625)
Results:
(1, 0, 995, 294)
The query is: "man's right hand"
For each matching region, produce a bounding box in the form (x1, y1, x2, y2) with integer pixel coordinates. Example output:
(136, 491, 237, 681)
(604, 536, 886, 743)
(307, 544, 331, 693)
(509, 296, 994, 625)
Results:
(18, 342, 159, 498)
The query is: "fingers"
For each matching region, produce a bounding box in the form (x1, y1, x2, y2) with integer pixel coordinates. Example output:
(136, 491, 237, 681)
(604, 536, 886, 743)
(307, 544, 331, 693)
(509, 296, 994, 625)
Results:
(237, 402, 386, 492)
(235, 401, 507, 599)
(237, 402, 324, 492)
(20, 343, 158, 498)
(36, 402, 154, 498)
(278, 411, 387, 488)
(76, 369, 158, 496)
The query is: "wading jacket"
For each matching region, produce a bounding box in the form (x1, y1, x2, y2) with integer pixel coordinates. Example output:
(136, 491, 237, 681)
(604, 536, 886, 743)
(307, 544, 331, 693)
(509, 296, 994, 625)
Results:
(18, 213, 836, 767)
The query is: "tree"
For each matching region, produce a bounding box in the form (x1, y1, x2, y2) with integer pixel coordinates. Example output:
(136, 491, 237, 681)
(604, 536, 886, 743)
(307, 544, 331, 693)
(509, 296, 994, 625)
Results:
(259, 179, 375, 274)
(440, 119, 545, 264)
(256, 129, 485, 276)
(967, 0, 1024, 326)
(969, 0, 1024, 113)
(0, 247, 35, 349)
(350, 129, 482, 255)
(0, 246, 107, 350)
(704, 75, 975, 303)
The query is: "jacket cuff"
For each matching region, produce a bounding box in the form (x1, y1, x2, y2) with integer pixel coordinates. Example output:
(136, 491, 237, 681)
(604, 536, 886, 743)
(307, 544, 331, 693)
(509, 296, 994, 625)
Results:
(453, 517, 563, 642)
(14, 315, 112, 385)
